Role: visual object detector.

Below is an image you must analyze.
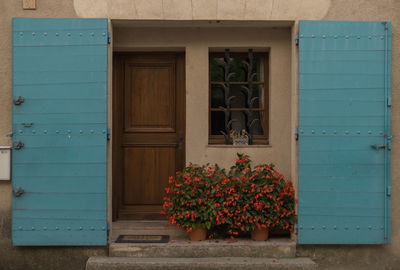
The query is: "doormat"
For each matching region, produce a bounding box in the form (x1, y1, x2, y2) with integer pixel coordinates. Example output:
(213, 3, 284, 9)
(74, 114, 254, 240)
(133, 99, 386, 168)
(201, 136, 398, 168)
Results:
(115, 235, 170, 243)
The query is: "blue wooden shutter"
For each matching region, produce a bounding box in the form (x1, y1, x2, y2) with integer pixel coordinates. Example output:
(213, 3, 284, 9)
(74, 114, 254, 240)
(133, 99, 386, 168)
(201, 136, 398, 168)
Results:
(12, 18, 108, 246)
(298, 21, 391, 244)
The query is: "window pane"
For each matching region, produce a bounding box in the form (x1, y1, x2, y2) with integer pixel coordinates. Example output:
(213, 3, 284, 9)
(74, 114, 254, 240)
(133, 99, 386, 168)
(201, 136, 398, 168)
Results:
(230, 110, 247, 132)
(210, 85, 225, 108)
(249, 110, 264, 135)
(209, 55, 264, 82)
(252, 84, 264, 109)
(210, 58, 224, 82)
(230, 85, 246, 108)
(211, 110, 264, 136)
(211, 111, 225, 135)
(211, 84, 264, 109)
(209, 51, 268, 144)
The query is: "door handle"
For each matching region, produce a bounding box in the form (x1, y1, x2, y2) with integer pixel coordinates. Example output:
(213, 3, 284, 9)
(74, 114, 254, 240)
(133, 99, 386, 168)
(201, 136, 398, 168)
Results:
(371, 144, 386, 150)
(178, 131, 183, 150)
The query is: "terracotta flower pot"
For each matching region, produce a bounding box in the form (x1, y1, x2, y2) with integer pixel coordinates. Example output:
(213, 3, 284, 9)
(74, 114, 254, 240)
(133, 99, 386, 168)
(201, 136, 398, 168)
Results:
(251, 227, 269, 241)
(188, 226, 207, 241)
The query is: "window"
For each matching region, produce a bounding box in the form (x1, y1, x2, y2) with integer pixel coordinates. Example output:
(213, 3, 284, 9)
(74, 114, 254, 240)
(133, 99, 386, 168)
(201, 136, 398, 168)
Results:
(209, 49, 269, 145)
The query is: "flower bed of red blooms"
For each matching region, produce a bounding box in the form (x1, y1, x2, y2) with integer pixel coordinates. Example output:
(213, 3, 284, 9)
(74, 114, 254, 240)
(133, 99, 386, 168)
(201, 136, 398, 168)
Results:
(161, 154, 297, 238)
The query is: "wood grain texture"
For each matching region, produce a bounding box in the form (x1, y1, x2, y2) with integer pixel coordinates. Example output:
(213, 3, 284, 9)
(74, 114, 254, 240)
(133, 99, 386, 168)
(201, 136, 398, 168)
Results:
(123, 147, 175, 205)
(124, 63, 175, 132)
(113, 53, 185, 220)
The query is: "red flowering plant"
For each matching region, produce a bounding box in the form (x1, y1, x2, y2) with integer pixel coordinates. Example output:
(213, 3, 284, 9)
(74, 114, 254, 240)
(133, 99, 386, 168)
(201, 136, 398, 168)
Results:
(211, 154, 249, 238)
(213, 154, 297, 238)
(161, 163, 225, 233)
(211, 172, 241, 238)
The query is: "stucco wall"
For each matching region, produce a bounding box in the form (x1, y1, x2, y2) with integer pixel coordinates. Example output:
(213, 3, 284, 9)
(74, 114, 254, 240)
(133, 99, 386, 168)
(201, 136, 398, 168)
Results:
(0, 0, 399, 269)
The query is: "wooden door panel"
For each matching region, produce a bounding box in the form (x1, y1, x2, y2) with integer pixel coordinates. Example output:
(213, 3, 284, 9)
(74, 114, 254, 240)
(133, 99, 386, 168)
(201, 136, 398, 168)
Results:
(113, 52, 185, 220)
(123, 147, 175, 205)
(125, 63, 176, 133)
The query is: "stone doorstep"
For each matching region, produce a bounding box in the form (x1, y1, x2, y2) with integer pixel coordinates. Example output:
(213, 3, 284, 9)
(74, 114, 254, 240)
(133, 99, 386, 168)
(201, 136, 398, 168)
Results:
(86, 257, 318, 270)
(109, 238, 296, 258)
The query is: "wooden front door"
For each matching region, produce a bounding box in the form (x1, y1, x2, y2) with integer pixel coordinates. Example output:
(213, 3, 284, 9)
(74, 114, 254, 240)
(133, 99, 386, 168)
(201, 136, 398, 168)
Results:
(113, 53, 185, 220)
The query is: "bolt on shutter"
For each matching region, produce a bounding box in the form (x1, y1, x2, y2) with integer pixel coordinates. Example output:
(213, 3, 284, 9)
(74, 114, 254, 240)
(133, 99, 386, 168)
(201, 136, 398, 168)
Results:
(298, 21, 391, 244)
(11, 18, 108, 246)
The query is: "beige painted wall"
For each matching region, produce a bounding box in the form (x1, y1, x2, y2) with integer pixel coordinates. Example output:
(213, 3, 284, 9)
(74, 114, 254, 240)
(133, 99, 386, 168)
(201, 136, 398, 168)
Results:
(0, 0, 400, 269)
(113, 26, 292, 176)
(73, 0, 331, 20)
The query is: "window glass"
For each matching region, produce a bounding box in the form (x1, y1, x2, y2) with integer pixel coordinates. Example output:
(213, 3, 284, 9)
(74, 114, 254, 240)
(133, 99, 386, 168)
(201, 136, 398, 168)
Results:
(209, 50, 268, 145)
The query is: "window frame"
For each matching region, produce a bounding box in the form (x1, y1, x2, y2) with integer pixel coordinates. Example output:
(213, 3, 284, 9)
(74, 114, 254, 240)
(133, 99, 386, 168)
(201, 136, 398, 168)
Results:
(208, 51, 270, 145)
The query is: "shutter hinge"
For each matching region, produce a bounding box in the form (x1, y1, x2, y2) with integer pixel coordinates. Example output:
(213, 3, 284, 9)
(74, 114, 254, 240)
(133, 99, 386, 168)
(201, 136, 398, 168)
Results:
(107, 224, 110, 236)
(383, 22, 388, 31)
(295, 128, 299, 141)
(387, 135, 392, 151)
(387, 186, 392, 196)
(294, 224, 298, 234)
(107, 32, 111, 44)
(12, 141, 24, 150)
(295, 34, 299, 46)
(107, 129, 111, 140)
(13, 96, 25, 106)
(387, 96, 392, 107)
(6, 132, 13, 137)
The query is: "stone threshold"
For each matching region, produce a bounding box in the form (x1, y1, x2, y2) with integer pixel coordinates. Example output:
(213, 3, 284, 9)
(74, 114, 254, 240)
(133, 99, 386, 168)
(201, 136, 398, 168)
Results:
(86, 257, 317, 270)
(110, 238, 296, 258)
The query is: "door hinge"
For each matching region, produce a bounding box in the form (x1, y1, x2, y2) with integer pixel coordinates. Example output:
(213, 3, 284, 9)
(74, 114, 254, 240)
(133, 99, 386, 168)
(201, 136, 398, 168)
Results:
(387, 186, 392, 196)
(295, 34, 299, 46)
(387, 96, 392, 107)
(107, 32, 111, 44)
(107, 129, 111, 140)
(295, 128, 299, 141)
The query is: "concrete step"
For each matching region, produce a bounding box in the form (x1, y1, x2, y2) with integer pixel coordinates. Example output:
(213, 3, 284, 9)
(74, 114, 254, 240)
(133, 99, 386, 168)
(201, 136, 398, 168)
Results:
(110, 238, 296, 258)
(111, 221, 187, 241)
(86, 257, 318, 270)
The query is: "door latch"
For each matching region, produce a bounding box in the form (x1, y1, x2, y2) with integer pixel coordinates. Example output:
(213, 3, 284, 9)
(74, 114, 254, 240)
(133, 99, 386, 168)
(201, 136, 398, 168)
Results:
(13, 187, 25, 197)
(13, 96, 25, 105)
(371, 144, 386, 150)
(178, 131, 183, 150)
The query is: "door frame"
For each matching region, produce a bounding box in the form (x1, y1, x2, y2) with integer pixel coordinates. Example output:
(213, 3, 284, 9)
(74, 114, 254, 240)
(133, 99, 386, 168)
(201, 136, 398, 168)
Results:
(112, 52, 186, 221)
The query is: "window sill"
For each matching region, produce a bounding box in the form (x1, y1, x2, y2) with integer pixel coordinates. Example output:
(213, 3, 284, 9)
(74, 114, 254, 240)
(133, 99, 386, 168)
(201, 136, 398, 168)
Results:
(207, 144, 272, 148)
